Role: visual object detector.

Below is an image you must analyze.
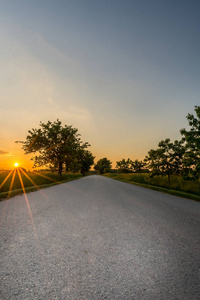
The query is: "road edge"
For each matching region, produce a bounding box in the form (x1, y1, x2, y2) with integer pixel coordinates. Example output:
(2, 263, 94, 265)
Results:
(104, 175, 200, 202)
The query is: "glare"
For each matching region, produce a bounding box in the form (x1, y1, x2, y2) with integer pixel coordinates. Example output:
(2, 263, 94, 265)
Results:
(14, 162, 19, 167)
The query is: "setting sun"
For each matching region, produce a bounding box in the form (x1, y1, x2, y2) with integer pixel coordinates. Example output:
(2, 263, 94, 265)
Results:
(14, 162, 19, 167)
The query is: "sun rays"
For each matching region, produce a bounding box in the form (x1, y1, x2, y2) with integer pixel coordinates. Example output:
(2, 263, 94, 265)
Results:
(0, 167, 58, 199)
(32, 171, 57, 182)
(16, 168, 37, 233)
(0, 166, 57, 234)
(20, 168, 39, 187)
(0, 169, 14, 190)
(7, 169, 17, 199)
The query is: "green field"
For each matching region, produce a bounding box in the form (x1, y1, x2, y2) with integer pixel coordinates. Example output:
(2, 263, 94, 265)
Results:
(105, 173, 200, 201)
(0, 169, 83, 199)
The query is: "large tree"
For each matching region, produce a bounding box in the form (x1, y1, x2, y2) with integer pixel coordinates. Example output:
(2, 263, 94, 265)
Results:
(180, 106, 200, 179)
(16, 120, 91, 176)
(94, 158, 112, 175)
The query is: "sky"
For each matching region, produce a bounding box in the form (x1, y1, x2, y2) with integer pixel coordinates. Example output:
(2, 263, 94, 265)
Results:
(0, 0, 199, 170)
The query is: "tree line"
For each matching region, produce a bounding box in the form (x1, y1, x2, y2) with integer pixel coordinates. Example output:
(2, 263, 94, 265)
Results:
(94, 106, 200, 182)
(17, 106, 199, 179)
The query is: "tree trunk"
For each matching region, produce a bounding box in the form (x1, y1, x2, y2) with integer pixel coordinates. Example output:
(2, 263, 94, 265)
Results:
(58, 162, 63, 176)
(168, 172, 170, 186)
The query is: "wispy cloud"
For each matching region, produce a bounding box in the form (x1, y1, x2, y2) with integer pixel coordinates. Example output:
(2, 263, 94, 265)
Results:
(0, 150, 12, 156)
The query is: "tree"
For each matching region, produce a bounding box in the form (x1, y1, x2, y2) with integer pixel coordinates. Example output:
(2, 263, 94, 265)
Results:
(145, 138, 185, 184)
(116, 158, 131, 173)
(144, 148, 161, 177)
(171, 139, 185, 176)
(156, 138, 176, 184)
(16, 120, 91, 176)
(180, 106, 200, 179)
(66, 149, 95, 175)
(79, 150, 95, 175)
(130, 159, 146, 173)
(94, 158, 112, 174)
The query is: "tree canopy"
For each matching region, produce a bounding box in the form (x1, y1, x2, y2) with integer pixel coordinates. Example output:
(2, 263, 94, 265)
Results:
(144, 138, 185, 182)
(116, 158, 131, 173)
(130, 159, 146, 173)
(94, 158, 112, 174)
(16, 120, 94, 175)
(180, 106, 200, 179)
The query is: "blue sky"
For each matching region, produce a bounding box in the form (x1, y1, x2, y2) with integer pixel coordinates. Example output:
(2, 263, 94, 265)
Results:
(0, 0, 199, 168)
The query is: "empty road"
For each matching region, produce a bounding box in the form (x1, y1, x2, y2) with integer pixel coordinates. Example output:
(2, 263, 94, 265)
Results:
(0, 175, 200, 299)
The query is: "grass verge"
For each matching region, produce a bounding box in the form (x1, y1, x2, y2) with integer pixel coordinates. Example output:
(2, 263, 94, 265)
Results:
(104, 174, 200, 202)
(0, 174, 83, 201)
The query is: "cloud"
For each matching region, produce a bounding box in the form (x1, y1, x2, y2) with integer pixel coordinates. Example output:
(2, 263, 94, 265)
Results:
(0, 150, 11, 155)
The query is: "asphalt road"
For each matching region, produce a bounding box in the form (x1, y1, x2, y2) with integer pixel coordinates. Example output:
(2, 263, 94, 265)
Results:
(0, 175, 200, 300)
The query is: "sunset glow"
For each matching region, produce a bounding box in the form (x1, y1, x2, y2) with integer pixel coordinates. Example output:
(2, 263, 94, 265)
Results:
(14, 163, 19, 167)
(0, 1, 199, 170)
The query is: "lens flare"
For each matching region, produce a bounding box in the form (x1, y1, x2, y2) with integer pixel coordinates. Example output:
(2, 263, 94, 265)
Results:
(32, 171, 57, 182)
(19, 168, 40, 190)
(7, 169, 17, 199)
(17, 168, 36, 234)
(0, 169, 14, 189)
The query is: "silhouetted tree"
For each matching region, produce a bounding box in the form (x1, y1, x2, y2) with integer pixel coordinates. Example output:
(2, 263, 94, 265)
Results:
(75, 149, 95, 175)
(180, 106, 200, 179)
(171, 139, 185, 176)
(144, 148, 161, 177)
(94, 158, 112, 174)
(16, 120, 91, 176)
(65, 149, 94, 175)
(116, 158, 131, 173)
(130, 159, 146, 173)
(145, 138, 185, 184)
(157, 139, 176, 184)
(80, 151, 95, 175)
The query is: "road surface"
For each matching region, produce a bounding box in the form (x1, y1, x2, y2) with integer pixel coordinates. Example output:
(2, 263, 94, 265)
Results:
(0, 175, 200, 299)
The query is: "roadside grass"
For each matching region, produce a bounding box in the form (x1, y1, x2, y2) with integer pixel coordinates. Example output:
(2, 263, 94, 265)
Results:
(0, 170, 83, 200)
(104, 173, 200, 202)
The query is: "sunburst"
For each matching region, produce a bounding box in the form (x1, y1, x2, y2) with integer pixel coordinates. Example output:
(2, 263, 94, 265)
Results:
(0, 167, 58, 199)
(0, 169, 14, 190)
(32, 171, 57, 182)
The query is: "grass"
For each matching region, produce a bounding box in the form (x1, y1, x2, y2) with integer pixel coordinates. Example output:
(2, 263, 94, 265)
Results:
(0, 169, 83, 200)
(104, 173, 200, 202)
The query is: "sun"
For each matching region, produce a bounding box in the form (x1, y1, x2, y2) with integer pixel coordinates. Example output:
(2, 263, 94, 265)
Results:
(14, 162, 19, 167)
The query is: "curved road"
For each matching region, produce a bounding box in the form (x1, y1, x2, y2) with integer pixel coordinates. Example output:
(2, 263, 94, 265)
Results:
(0, 175, 200, 299)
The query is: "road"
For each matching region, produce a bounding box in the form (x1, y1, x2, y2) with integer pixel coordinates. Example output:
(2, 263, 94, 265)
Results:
(0, 175, 200, 299)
